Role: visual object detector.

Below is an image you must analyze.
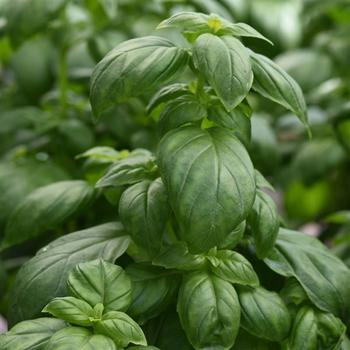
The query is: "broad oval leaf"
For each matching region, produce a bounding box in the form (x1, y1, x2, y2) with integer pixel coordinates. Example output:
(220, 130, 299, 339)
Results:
(119, 178, 170, 258)
(44, 327, 117, 350)
(250, 52, 309, 130)
(0, 318, 66, 350)
(3, 180, 95, 248)
(94, 311, 147, 348)
(68, 259, 132, 312)
(43, 297, 94, 327)
(193, 33, 253, 110)
(8, 222, 130, 325)
(126, 264, 180, 324)
(207, 250, 259, 286)
(247, 190, 279, 258)
(264, 228, 350, 317)
(90, 36, 189, 118)
(158, 126, 256, 253)
(177, 270, 240, 349)
(237, 286, 291, 342)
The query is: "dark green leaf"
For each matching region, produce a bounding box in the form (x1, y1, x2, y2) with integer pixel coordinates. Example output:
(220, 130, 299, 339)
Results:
(126, 264, 180, 324)
(232, 328, 280, 350)
(280, 278, 308, 306)
(208, 250, 259, 286)
(158, 126, 256, 253)
(119, 178, 170, 258)
(94, 311, 147, 347)
(3, 180, 95, 248)
(90, 36, 189, 118)
(0, 318, 66, 350)
(68, 259, 132, 312)
(43, 297, 94, 327)
(264, 228, 350, 316)
(177, 270, 240, 349)
(248, 190, 279, 258)
(237, 286, 291, 342)
(250, 52, 309, 130)
(8, 222, 129, 325)
(193, 34, 253, 110)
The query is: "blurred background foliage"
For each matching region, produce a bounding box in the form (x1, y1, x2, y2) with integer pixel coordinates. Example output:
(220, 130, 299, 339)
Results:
(0, 0, 350, 324)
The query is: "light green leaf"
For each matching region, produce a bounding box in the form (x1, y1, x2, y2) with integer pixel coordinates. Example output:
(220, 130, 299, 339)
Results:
(126, 264, 180, 324)
(157, 12, 210, 33)
(68, 259, 132, 312)
(248, 190, 279, 258)
(119, 178, 170, 258)
(43, 297, 94, 327)
(158, 126, 256, 253)
(207, 250, 259, 286)
(264, 228, 350, 316)
(255, 170, 274, 192)
(177, 270, 240, 349)
(8, 222, 129, 325)
(44, 327, 117, 350)
(77, 147, 122, 163)
(250, 52, 309, 131)
(193, 33, 253, 110)
(0, 318, 66, 350)
(237, 286, 291, 342)
(94, 311, 147, 347)
(90, 36, 189, 118)
(3, 180, 95, 248)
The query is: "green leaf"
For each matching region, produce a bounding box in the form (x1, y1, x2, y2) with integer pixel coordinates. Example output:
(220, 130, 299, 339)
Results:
(264, 228, 350, 316)
(280, 278, 308, 306)
(232, 328, 280, 350)
(193, 34, 253, 110)
(147, 83, 190, 113)
(3, 180, 95, 248)
(68, 259, 132, 312)
(96, 150, 157, 189)
(77, 146, 122, 163)
(218, 220, 246, 249)
(208, 101, 251, 147)
(8, 222, 129, 325)
(90, 36, 189, 118)
(44, 327, 117, 350)
(43, 297, 94, 327)
(94, 311, 147, 347)
(158, 94, 207, 135)
(237, 286, 291, 342)
(126, 264, 180, 324)
(153, 242, 207, 271)
(247, 190, 279, 258)
(128, 347, 160, 350)
(0, 318, 66, 350)
(119, 178, 170, 258)
(207, 250, 259, 286)
(177, 270, 240, 349)
(250, 52, 309, 131)
(158, 126, 256, 253)
(255, 170, 274, 192)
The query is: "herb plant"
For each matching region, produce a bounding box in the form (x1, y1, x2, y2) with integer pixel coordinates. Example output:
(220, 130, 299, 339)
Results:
(1, 9, 350, 350)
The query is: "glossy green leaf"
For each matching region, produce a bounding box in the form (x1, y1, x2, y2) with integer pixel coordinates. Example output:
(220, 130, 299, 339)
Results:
(153, 242, 207, 271)
(221, 23, 273, 44)
(255, 170, 275, 192)
(193, 34, 253, 110)
(264, 228, 350, 316)
(158, 126, 256, 253)
(0, 318, 66, 350)
(119, 178, 170, 258)
(177, 270, 240, 349)
(44, 327, 117, 350)
(68, 259, 132, 312)
(90, 36, 189, 118)
(96, 150, 157, 189)
(126, 264, 180, 324)
(237, 286, 291, 341)
(250, 52, 309, 130)
(8, 222, 129, 325)
(94, 311, 147, 347)
(43, 297, 94, 327)
(207, 250, 259, 286)
(77, 147, 121, 163)
(3, 180, 95, 248)
(158, 94, 207, 135)
(248, 190, 279, 258)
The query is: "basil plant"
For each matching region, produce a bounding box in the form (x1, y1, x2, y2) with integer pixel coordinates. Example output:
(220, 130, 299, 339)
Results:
(1, 12, 350, 350)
